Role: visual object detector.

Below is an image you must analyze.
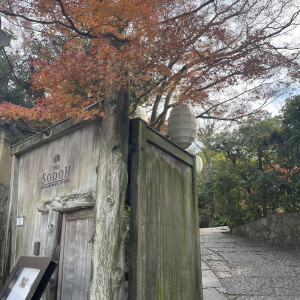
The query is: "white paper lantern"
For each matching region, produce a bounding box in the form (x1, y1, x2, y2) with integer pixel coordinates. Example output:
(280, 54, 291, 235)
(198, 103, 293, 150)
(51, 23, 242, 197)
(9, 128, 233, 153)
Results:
(196, 155, 203, 174)
(168, 104, 196, 149)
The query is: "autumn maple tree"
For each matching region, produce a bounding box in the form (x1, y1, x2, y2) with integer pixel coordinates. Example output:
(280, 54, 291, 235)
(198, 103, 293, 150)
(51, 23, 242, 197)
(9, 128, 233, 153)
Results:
(0, 0, 299, 126)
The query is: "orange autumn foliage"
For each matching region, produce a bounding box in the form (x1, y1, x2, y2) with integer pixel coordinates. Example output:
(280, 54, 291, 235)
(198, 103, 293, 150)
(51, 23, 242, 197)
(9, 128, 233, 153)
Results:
(1, 0, 300, 125)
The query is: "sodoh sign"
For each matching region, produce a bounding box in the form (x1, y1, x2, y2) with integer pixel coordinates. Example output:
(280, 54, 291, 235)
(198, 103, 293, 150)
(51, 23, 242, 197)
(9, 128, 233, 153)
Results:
(41, 154, 71, 189)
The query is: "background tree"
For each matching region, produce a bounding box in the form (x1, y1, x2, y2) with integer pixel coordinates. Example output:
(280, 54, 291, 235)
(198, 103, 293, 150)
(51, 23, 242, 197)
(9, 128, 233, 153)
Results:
(198, 152, 245, 227)
(0, 49, 33, 107)
(278, 95, 300, 169)
(0, 27, 65, 132)
(277, 95, 300, 210)
(198, 100, 299, 227)
(0, 25, 39, 107)
(195, 119, 231, 227)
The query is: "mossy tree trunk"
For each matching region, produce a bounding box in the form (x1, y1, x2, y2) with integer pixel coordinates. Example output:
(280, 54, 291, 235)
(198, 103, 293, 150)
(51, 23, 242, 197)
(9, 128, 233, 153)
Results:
(88, 88, 129, 300)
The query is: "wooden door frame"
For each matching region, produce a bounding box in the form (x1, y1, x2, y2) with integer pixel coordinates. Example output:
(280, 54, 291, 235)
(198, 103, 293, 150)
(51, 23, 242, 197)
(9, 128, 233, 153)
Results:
(57, 208, 94, 300)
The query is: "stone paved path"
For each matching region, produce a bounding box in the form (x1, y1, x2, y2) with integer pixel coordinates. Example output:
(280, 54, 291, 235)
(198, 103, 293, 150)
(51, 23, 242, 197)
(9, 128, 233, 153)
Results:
(200, 227, 300, 300)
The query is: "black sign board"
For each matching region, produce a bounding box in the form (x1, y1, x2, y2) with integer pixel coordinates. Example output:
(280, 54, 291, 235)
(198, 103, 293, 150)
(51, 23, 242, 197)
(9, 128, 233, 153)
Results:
(0, 256, 57, 300)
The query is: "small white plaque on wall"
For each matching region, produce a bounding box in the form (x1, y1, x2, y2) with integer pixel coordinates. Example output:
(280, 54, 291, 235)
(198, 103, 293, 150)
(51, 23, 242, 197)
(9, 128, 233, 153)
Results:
(16, 217, 25, 227)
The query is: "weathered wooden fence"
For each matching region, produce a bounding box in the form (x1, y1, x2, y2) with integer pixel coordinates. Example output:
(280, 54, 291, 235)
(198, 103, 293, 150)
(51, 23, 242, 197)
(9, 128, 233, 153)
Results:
(0, 127, 12, 287)
(2, 119, 100, 299)
(129, 119, 202, 300)
(1, 118, 203, 299)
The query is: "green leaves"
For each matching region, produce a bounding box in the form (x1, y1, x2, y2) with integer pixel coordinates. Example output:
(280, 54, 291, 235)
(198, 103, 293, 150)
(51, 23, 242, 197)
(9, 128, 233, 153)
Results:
(279, 96, 300, 169)
(198, 105, 300, 228)
(0, 49, 35, 107)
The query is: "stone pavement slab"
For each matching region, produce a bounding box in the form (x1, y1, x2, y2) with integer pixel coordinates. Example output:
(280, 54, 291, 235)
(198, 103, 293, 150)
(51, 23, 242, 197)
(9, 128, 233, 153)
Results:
(200, 226, 300, 300)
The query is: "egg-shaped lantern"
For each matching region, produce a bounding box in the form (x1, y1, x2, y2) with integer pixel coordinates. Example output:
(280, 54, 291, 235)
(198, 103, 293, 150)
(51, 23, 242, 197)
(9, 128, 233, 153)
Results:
(196, 155, 203, 174)
(168, 104, 197, 149)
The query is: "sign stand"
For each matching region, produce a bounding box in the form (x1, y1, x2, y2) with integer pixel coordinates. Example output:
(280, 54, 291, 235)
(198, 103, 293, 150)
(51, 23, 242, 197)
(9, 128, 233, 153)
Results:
(0, 256, 57, 300)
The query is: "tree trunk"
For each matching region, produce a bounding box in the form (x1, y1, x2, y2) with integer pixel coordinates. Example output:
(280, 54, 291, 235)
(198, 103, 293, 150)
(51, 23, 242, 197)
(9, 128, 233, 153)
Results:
(88, 88, 129, 300)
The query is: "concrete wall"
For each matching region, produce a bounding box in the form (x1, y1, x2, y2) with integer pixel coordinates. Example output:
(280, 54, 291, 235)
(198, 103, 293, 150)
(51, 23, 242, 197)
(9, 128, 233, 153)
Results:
(232, 212, 300, 249)
(0, 128, 12, 287)
(129, 119, 203, 300)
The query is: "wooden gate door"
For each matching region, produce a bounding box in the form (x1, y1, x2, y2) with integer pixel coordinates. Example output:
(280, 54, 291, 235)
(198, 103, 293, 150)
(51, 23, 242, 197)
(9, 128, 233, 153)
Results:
(128, 119, 202, 300)
(57, 209, 94, 300)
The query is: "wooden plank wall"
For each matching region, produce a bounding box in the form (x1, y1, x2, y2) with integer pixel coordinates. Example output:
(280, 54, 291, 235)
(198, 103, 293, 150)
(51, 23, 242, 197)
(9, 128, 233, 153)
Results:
(7, 120, 100, 270)
(129, 119, 203, 300)
(0, 128, 12, 287)
(57, 209, 93, 300)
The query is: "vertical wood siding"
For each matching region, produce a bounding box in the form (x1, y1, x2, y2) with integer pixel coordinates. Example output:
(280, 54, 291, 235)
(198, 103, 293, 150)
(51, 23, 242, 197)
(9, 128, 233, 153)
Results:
(14, 122, 100, 260)
(57, 209, 93, 300)
(129, 119, 202, 300)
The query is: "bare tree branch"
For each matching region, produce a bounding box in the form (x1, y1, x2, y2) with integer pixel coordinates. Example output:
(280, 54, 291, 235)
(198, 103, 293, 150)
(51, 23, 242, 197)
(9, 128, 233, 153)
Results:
(0, 8, 129, 43)
(162, 0, 216, 23)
